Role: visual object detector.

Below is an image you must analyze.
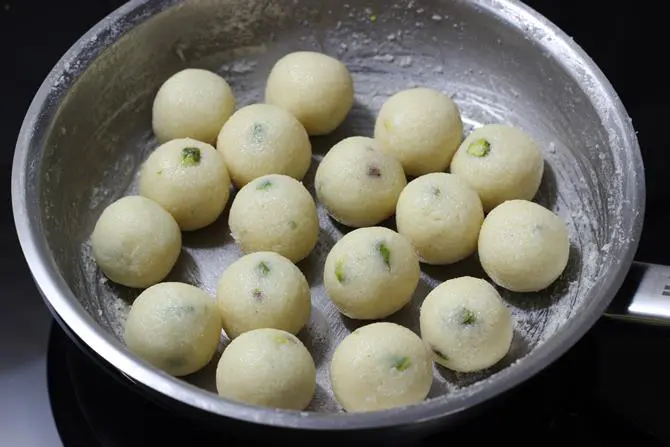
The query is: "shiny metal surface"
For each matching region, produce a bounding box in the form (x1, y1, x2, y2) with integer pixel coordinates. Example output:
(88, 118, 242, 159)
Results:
(12, 0, 644, 433)
(605, 262, 670, 326)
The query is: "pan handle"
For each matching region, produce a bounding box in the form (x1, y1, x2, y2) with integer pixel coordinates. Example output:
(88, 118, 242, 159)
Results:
(604, 262, 670, 326)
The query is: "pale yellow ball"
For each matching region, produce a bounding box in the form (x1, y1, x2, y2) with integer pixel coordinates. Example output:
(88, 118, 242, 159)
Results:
(124, 282, 222, 377)
(420, 276, 513, 373)
(315, 136, 407, 227)
(478, 200, 570, 292)
(450, 124, 544, 212)
(228, 174, 319, 263)
(152, 68, 235, 144)
(216, 328, 316, 410)
(216, 251, 311, 339)
(323, 226, 420, 320)
(395, 173, 484, 265)
(330, 322, 433, 412)
(265, 51, 354, 136)
(216, 103, 312, 188)
(91, 196, 181, 289)
(374, 87, 463, 177)
(139, 138, 231, 231)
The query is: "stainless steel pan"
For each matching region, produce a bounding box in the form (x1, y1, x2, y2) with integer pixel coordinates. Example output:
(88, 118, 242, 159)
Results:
(11, 0, 663, 441)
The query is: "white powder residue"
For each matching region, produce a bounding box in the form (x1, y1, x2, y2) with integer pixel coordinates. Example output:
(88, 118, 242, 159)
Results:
(57, 0, 635, 414)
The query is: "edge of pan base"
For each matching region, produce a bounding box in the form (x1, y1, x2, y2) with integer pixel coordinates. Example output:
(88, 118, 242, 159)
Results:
(47, 317, 666, 446)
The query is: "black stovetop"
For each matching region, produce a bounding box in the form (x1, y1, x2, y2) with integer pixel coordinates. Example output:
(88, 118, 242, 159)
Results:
(2, 1, 670, 446)
(49, 316, 670, 446)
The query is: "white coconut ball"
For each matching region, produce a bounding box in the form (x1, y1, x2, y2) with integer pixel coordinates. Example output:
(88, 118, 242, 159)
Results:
(228, 174, 319, 263)
(315, 136, 407, 228)
(216, 251, 311, 339)
(216, 103, 312, 188)
(138, 138, 231, 231)
(374, 87, 463, 177)
(124, 282, 222, 377)
(450, 123, 544, 212)
(330, 322, 433, 412)
(216, 328, 316, 410)
(152, 68, 235, 144)
(323, 226, 420, 320)
(265, 51, 354, 136)
(395, 173, 484, 265)
(419, 276, 513, 373)
(91, 196, 181, 289)
(478, 199, 570, 292)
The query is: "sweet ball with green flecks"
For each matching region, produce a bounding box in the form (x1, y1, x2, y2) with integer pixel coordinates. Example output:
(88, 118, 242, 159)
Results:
(330, 322, 433, 412)
(124, 282, 223, 377)
(419, 276, 513, 373)
(315, 136, 407, 228)
(228, 174, 319, 263)
(395, 172, 484, 265)
(138, 138, 231, 231)
(216, 251, 311, 339)
(449, 123, 544, 212)
(216, 103, 312, 188)
(323, 226, 420, 320)
(216, 328, 316, 410)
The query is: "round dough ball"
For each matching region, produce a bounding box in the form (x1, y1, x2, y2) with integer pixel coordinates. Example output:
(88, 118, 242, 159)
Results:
(330, 322, 433, 412)
(478, 199, 570, 292)
(315, 136, 407, 227)
(216, 251, 311, 339)
(374, 87, 463, 177)
(91, 196, 181, 288)
(450, 123, 544, 212)
(216, 103, 312, 188)
(216, 328, 316, 410)
(265, 51, 354, 136)
(228, 174, 319, 263)
(124, 282, 222, 377)
(152, 68, 236, 144)
(396, 173, 484, 265)
(419, 276, 513, 373)
(324, 227, 420, 320)
(138, 138, 231, 231)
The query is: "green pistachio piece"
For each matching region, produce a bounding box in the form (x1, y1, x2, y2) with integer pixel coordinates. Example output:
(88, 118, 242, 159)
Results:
(377, 242, 391, 270)
(289, 220, 298, 230)
(252, 288, 264, 300)
(181, 147, 201, 166)
(466, 138, 491, 157)
(256, 179, 273, 190)
(335, 259, 346, 284)
(460, 308, 476, 325)
(257, 261, 270, 276)
(391, 356, 412, 371)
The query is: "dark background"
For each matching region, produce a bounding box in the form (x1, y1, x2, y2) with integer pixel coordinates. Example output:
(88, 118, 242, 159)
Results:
(1, 1, 669, 445)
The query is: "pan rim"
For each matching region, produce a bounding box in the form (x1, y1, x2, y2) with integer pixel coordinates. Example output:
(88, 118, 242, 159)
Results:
(11, 0, 645, 431)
